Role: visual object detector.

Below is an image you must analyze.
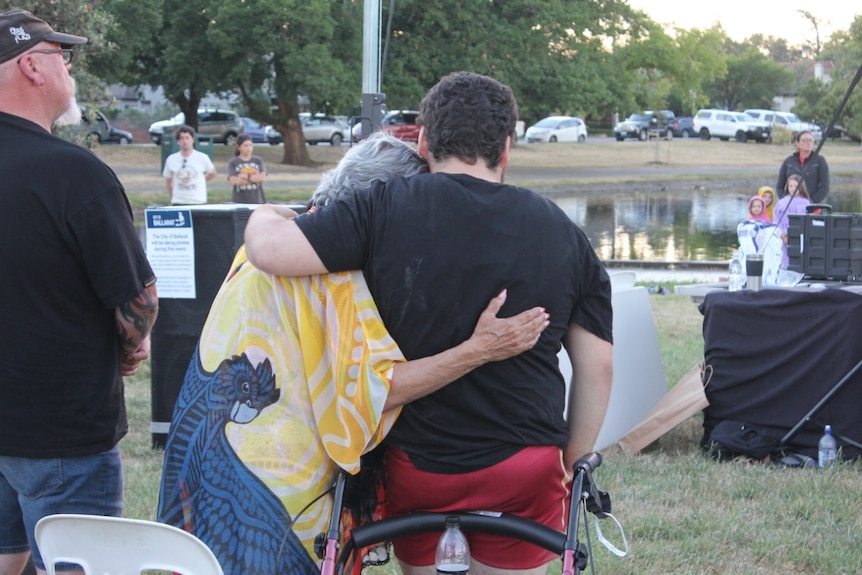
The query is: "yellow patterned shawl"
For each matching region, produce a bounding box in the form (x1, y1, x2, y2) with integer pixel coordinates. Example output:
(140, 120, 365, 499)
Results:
(196, 245, 403, 557)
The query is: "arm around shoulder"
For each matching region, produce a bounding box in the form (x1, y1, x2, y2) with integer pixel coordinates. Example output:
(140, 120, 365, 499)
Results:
(244, 205, 329, 276)
(384, 289, 549, 410)
(563, 323, 613, 472)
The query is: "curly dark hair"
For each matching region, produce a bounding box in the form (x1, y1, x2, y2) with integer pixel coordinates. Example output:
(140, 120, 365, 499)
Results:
(417, 71, 518, 169)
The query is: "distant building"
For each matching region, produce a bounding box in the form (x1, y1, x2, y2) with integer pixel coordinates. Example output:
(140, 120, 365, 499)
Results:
(773, 60, 834, 112)
(107, 84, 237, 113)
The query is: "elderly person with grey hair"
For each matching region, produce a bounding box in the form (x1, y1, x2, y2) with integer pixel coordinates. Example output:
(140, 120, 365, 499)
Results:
(156, 131, 548, 575)
(310, 131, 427, 208)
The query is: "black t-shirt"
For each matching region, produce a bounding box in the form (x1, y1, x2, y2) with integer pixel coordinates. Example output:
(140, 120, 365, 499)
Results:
(296, 172, 612, 473)
(0, 112, 155, 458)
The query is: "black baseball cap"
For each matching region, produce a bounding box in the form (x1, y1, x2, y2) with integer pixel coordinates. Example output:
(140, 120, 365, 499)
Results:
(0, 9, 87, 65)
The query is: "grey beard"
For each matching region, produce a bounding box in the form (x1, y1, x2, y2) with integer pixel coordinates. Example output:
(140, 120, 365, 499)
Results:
(54, 77, 81, 127)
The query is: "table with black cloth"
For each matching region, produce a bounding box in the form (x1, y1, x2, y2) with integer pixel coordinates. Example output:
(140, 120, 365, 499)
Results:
(699, 286, 862, 460)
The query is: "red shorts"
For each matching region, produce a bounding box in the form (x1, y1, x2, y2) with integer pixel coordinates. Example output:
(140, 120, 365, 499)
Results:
(384, 445, 570, 569)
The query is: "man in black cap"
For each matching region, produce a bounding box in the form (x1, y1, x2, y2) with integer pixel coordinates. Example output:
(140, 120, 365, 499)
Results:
(0, 10, 158, 575)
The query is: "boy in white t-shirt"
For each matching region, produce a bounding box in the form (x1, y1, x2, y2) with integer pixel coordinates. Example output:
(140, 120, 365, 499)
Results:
(162, 125, 216, 205)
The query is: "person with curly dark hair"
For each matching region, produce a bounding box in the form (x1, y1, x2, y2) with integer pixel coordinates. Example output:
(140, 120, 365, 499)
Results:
(245, 71, 613, 575)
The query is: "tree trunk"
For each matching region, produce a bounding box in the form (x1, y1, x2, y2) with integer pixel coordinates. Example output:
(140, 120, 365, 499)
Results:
(276, 101, 311, 166)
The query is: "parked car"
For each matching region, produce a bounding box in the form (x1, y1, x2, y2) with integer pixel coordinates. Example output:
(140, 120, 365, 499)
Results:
(515, 120, 526, 140)
(240, 117, 271, 144)
(266, 125, 283, 145)
(693, 109, 770, 143)
(380, 110, 420, 142)
(352, 110, 421, 143)
(148, 108, 243, 145)
(68, 109, 133, 146)
(525, 116, 588, 143)
(671, 117, 694, 138)
(302, 115, 348, 146)
(614, 110, 674, 141)
(743, 109, 822, 140)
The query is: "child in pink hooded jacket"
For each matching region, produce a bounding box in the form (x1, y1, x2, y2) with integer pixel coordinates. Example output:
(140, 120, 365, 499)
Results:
(748, 195, 771, 223)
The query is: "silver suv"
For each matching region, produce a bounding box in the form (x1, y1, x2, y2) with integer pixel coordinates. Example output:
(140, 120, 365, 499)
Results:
(693, 109, 770, 143)
(148, 108, 243, 145)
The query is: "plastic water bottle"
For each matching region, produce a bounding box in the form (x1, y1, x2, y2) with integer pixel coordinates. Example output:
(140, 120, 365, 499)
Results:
(818, 425, 837, 468)
(728, 255, 743, 292)
(436, 516, 470, 575)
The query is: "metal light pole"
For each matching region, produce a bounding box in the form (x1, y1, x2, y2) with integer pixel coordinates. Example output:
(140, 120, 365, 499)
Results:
(359, 0, 385, 140)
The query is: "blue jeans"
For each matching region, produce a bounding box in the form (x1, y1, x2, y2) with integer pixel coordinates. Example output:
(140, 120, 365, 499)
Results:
(0, 446, 123, 571)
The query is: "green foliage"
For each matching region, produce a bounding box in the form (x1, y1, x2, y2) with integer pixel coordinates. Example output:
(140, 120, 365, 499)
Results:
(381, 0, 661, 122)
(19, 2, 862, 153)
(204, 0, 363, 165)
(707, 45, 796, 110)
(668, 28, 727, 114)
(803, 15, 862, 140)
(0, 0, 118, 106)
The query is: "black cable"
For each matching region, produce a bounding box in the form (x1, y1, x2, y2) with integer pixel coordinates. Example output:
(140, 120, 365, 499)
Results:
(813, 60, 862, 158)
(277, 483, 336, 564)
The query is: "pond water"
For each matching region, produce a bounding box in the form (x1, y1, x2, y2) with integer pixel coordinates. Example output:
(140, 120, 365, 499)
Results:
(552, 181, 862, 262)
(136, 181, 862, 263)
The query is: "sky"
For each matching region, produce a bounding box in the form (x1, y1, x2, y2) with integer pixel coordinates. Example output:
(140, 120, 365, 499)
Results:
(625, 0, 860, 44)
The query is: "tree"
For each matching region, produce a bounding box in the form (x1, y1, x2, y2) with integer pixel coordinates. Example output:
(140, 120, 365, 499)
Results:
(87, 0, 162, 87)
(380, 0, 660, 123)
(202, 0, 362, 165)
(0, 0, 122, 106)
(797, 10, 822, 59)
(706, 45, 795, 111)
(141, 0, 234, 137)
(746, 33, 805, 63)
(666, 27, 727, 114)
(800, 15, 862, 140)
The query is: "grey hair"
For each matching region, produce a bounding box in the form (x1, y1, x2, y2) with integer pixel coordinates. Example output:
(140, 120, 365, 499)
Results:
(309, 132, 428, 208)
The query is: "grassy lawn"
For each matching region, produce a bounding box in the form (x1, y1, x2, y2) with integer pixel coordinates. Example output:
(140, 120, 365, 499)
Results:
(121, 290, 862, 574)
(109, 138, 862, 573)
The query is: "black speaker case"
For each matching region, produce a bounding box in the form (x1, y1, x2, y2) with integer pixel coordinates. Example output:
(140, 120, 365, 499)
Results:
(146, 205, 253, 447)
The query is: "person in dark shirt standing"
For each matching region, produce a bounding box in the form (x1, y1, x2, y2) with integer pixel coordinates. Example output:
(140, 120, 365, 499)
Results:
(776, 130, 829, 203)
(0, 10, 158, 574)
(227, 134, 267, 203)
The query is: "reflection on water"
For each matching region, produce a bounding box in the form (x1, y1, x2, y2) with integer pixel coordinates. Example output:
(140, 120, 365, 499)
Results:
(552, 181, 862, 262)
(135, 182, 862, 263)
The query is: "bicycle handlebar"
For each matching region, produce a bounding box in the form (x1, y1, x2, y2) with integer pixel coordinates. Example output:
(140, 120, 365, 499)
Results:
(349, 511, 565, 551)
(333, 451, 609, 575)
(572, 452, 602, 474)
(571, 452, 611, 518)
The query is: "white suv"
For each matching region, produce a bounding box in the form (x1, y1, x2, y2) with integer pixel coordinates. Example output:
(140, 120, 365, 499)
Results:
(744, 109, 822, 140)
(692, 109, 771, 143)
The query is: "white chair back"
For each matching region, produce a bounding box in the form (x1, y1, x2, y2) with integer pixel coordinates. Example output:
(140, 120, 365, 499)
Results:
(34, 514, 224, 575)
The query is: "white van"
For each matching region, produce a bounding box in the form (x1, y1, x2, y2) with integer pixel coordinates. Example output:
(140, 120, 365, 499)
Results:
(743, 109, 822, 140)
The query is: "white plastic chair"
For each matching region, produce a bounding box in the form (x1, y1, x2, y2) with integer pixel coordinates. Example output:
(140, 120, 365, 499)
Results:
(34, 514, 224, 575)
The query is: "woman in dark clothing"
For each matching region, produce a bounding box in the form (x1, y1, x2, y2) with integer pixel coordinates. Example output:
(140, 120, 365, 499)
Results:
(776, 130, 829, 203)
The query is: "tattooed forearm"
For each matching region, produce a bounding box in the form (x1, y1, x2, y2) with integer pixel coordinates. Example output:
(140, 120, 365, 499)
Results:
(116, 283, 159, 355)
